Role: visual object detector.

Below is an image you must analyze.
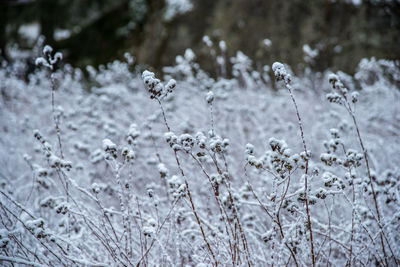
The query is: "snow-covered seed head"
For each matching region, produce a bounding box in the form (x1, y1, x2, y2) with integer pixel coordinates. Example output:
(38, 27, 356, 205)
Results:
(196, 132, 207, 149)
(122, 147, 129, 158)
(147, 186, 154, 198)
(326, 92, 342, 104)
(272, 62, 291, 84)
(330, 128, 340, 139)
(127, 123, 140, 145)
(262, 229, 274, 243)
(33, 129, 43, 142)
(206, 91, 214, 104)
(166, 79, 176, 93)
(36, 45, 63, 70)
(245, 143, 255, 155)
(35, 57, 50, 69)
(158, 163, 169, 178)
(219, 40, 227, 52)
(25, 218, 49, 239)
(126, 150, 135, 161)
(202, 35, 213, 47)
(165, 132, 181, 151)
(103, 139, 116, 152)
(209, 135, 229, 153)
(103, 139, 117, 159)
(269, 137, 287, 154)
(351, 92, 359, 103)
(167, 175, 186, 198)
(328, 73, 339, 85)
(179, 134, 195, 152)
(328, 73, 345, 92)
(91, 183, 102, 194)
(43, 45, 53, 57)
(142, 70, 163, 99)
(50, 52, 63, 65)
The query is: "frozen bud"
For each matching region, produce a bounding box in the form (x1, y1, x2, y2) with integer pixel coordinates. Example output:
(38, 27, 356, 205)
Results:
(92, 183, 101, 194)
(179, 134, 195, 151)
(25, 218, 49, 239)
(246, 155, 257, 166)
(103, 139, 116, 152)
(300, 150, 311, 160)
(177, 183, 187, 197)
(165, 132, 177, 144)
(195, 132, 207, 149)
(202, 35, 213, 47)
(43, 45, 53, 56)
(326, 92, 342, 104)
(0, 235, 10, 249)
(165, 132, 180, 150)
(322, 172, 338, 188)
(142, 70, 162, 99)
(328, 73, 346, 93)
(33, 129, 42, 141)
(36, 167, 48, 177)
(50, 52, 63, 65)
(142, 70, 154, 80)
(23, 153, 32, 162)
(210, 136, 227, 153)
(62, 160, 72, 171)
(312, 167, 320, 176)
(55, 202, 68, 215)
(184, 49, 195, 61)
(164, 79, 176, 97)
(245, 143, 255, 155)
(351, 92, 359, 103)
(147, 186, 154, 198)
(223, 138, 229, 146)
(122, 147, 135, 162)
(143, 226, 154, 237)
(40, 196, 56, 208)
(35, 57, 50, 69)
(122, 147, 129, 158)
(262, 229, 274, 243)
(127, 150, 135, 161)
(49, 155, 61, 168)
(206, 91, 214, 104)
(103, 139, 117, 159)
(272, 62, 291, 83)
(263, 38, 272, 48)
(127, 123, 140, 145)
(158, 163, 168, 178)
(166, 79, 176, 90)
(255, 160, 263, 169)
(328, 74, 339, 85)
(217, 56, 224, 65)
(219, 40, 227, 52)
(269, 137, 287, 154)
(124, 52, 134, 64)
(330, 128, 340, 138)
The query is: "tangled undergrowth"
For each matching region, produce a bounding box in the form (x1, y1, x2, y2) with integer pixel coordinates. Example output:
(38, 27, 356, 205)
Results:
(0, 42, 399, 266)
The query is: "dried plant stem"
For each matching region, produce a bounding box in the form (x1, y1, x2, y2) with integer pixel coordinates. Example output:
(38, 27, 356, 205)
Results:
(244, 165, 299, 267)
(190, 153, 237, 265)
(209, 152, 251, 266)
(136, 197, 181, 266)
(156, 99, 218, 266)
(343, 96, 398, 266)
(284, 82, 315, 267)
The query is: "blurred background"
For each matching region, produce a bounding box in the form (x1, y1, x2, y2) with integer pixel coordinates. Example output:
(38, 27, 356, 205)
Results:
(1, 0, 399, 74)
